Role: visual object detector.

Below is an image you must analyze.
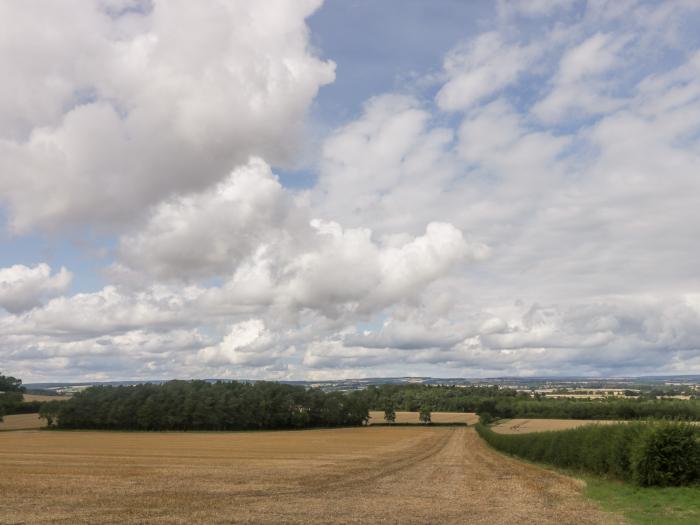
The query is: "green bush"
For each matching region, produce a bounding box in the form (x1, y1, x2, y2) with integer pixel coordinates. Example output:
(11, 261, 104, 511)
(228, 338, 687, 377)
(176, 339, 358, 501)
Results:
(475, 421, 700, 487)
(478, 412, 494, 425)
(632, 421, 700, 486)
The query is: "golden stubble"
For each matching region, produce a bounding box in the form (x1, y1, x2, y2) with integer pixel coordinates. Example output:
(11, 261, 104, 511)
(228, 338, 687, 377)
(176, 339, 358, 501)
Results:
(0, 426, 625, 524)
(491, 418, 623, 434)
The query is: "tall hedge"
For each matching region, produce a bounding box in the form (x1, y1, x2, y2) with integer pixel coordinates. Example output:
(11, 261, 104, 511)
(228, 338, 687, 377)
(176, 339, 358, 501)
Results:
(476, 421, 700, 486)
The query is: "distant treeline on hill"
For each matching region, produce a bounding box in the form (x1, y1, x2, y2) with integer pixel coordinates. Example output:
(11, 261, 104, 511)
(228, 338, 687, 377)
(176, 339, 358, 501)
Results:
(41, 380, 370, 431)
(363, 384, 700, 420)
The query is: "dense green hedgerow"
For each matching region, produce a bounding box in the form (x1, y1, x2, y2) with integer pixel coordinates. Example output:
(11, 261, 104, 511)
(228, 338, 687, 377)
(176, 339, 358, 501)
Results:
(475, 421, 700, 486)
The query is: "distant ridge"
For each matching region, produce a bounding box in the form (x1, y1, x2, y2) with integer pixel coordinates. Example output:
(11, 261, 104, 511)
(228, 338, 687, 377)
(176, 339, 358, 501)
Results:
(24, 374, 700, 393)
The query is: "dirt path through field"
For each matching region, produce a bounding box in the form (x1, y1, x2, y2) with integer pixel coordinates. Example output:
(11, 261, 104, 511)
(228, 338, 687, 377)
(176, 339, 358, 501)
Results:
(236, 427, 624, 525)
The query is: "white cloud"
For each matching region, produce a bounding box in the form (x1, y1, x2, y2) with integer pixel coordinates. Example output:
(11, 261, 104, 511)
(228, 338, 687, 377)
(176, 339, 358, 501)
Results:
(117, 158, 306, 280)
(0, 264, 72, 314)
(0, 0, 334, 232)
(198, 320, 281, 367)
(533, 32, 628, 122)
(497, 0, 574, 19)
(313, 95, 460, 233)
(115, 156, 481, 317)
(435, 32, 537, 112)
(285, 220, 481, 315)
(4, 1, 700, 381)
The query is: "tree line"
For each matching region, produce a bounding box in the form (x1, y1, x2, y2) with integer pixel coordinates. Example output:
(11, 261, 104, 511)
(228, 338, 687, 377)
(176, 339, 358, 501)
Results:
(40, 380, 370, 431)
(362, 384, 700, 420)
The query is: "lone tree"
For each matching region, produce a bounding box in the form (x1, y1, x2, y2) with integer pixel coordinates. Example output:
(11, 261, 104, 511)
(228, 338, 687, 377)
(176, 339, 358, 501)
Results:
(39, 401, 62, 428)
(383, 403, 396, 424)
(0, 372, 25, 422)
(419, 405, 431, 424)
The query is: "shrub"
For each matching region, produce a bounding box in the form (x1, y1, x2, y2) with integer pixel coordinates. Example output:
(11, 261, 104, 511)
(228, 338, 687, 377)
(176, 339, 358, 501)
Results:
(419, 405, 431, 424)
(478, 412, 494, 425)
(632, 421, 700, 486)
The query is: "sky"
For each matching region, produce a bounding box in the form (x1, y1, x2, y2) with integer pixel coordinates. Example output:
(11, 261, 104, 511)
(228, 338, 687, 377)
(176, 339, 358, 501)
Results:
(2, 0, 700, 382)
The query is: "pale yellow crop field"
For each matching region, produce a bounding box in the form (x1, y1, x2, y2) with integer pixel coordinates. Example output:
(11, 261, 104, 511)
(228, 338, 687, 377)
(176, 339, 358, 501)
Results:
(0, 426, 619, 525)
(0, 413, 44, 431)
(491, 418, 620, 434)
(23, 393, 72, 402)
(368, 410, 478, 425)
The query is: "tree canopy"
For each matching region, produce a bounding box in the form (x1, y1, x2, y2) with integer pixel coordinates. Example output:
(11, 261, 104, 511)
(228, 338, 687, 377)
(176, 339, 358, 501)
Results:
(0, 372, 26, 421)
(48, 380, 370, 431)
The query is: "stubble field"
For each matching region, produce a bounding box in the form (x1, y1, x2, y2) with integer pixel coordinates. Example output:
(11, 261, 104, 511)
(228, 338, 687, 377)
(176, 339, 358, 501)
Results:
(367, 410, 478, 425)
(0, 426, 623, 524)
(0, 413, 43, 431)
(491, 418, 620, 434)
(23, 394, 72, 402)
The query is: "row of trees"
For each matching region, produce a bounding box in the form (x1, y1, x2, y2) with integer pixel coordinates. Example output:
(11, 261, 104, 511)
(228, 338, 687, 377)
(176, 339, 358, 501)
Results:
(362, 384, 519, 413)
(382, 403, 432, 423)
(474, 397, 700, 420)
(360, 384, 700, 421)
(41, 380, 370, 431)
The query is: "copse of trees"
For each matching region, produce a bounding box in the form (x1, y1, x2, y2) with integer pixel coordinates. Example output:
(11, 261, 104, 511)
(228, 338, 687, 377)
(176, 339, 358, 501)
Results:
(362, 384, 520, 413)
(41, 380, 370, 431)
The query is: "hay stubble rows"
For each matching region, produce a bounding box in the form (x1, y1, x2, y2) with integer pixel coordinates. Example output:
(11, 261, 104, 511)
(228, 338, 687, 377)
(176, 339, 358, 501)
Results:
(491, 418, 620, 434)
(0, 426, 624, 524)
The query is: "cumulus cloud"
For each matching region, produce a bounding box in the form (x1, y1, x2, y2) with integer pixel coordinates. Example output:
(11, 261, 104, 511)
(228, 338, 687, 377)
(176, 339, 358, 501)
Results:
(285, 220, 481, 315)
(0, 264, 72, 314)
(4, 1, 700, 381)
(197, 320, 283, 367)
(117, 158, 307, 280)
(115, 156, 482, 316)
(0, 0, 333, 232)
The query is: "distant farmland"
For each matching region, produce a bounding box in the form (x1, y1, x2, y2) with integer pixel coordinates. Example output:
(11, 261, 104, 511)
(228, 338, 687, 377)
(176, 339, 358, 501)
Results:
(491, 418, 700, 434)
(0, 427, 620, 524)
(23, 393, 71, 403)
(368, 410, 478, 425)
(0, 413, 43, 431)
(491, 418, 619, 434)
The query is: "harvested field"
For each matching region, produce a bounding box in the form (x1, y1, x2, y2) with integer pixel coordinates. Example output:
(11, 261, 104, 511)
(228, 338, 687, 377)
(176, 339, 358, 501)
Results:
(492, 418, 619, 434)
(368, 410, 478, 425)
(0, 413, 44, 431)
(0, 426, 623, 524)
(23, 393, 71, 402)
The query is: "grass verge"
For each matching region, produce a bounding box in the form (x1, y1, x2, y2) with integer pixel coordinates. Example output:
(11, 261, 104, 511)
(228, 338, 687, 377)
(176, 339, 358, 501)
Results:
(583, 475, 700, 525)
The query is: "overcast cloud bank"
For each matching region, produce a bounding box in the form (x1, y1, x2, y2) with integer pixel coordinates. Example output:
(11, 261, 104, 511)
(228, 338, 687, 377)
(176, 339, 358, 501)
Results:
(2, 0, 700, 381)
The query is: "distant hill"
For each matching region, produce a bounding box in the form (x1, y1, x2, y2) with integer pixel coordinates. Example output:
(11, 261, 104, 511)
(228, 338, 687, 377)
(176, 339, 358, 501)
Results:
(24, 375, 700, 393)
